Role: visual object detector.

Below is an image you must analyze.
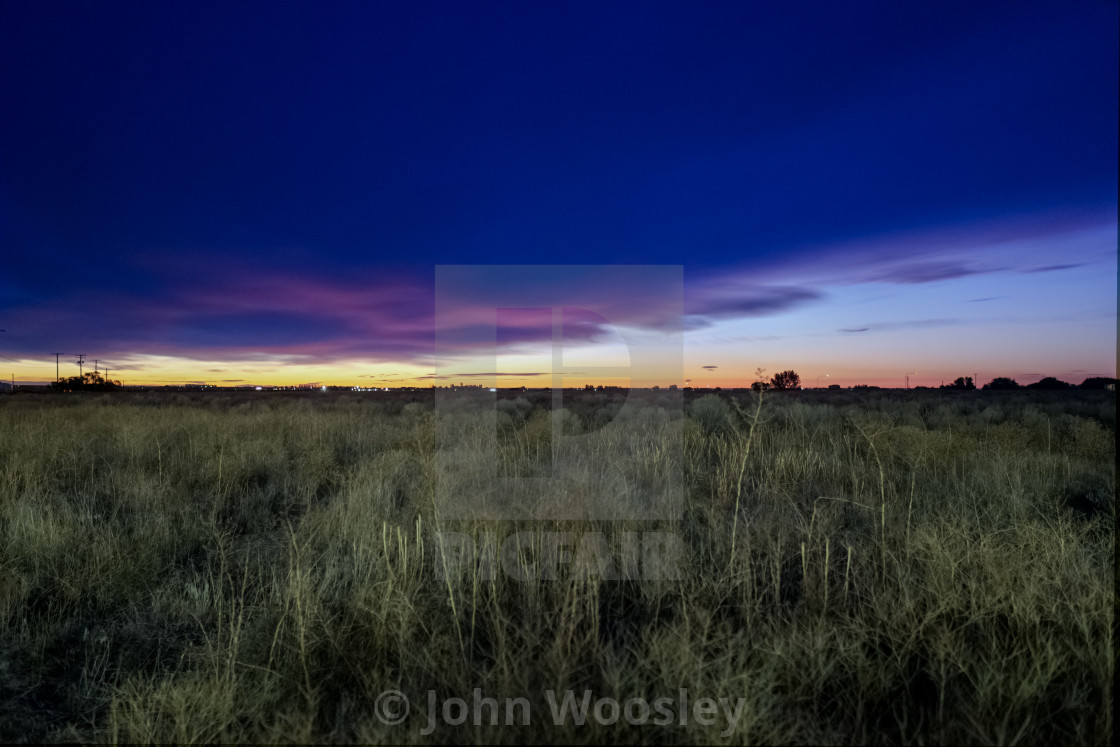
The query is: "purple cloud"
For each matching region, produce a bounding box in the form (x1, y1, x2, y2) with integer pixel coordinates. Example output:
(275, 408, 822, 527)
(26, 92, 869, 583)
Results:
(861, 261, 994, 285)
(1023, 263, 1084, 273)
(2, 261, 440, 365)
(685, 284, 823, 328)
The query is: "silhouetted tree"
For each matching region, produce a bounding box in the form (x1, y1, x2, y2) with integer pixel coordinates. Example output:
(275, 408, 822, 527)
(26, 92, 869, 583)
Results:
(51, 371, 122, 392)
(982, 377, 1020, 390)
(941, 376, 976, 390)
(1027, 377, 1071, 390)
(770, 370, 801, 390)
(1079, 377, 1118, 390)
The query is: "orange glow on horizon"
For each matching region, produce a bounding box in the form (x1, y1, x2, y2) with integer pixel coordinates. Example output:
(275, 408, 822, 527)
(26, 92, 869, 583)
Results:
(4, 352, 1114, 391)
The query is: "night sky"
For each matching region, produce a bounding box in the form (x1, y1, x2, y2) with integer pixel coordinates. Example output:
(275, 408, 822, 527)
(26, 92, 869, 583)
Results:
(1, 1, 1116, 387)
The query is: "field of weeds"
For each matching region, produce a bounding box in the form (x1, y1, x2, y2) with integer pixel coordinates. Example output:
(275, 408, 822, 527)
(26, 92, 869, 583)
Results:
(0, 389, 1113, 744)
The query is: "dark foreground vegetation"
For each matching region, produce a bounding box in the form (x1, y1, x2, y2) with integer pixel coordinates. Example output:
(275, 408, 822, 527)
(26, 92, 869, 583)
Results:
(0, 388, 1113, 744)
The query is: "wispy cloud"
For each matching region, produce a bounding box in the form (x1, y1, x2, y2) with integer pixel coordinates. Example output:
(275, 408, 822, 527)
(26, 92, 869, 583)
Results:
(838, 319, 962, 334)
(860, 261, 996, 285)
(719, 212, 1115, 289)
(1022, 263, 1084, 273)
(2, 262, 439, 365)
(685, 284, 823, 330)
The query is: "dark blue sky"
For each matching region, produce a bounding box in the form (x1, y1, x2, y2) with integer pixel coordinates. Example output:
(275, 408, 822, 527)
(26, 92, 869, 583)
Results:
(1, 1, 1116, 385)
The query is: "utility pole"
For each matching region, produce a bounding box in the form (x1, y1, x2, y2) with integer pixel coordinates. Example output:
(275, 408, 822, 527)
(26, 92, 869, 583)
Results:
(52, 353, 65, 381)
(74, 354, 86, 378)
(93, 359, 99, 373)
(905, 371, 917, 389)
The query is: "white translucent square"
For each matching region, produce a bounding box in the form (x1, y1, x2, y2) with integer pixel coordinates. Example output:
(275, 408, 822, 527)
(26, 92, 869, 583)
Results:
(434, 265, 683, 520)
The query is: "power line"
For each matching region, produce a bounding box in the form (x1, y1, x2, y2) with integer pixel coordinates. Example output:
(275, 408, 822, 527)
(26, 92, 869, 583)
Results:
(51, 353, 65, 381)
(74, 354, 86, 378)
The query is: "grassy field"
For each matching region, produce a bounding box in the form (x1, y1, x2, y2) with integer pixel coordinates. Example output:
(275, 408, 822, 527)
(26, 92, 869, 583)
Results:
(0, 388, 1113, 744)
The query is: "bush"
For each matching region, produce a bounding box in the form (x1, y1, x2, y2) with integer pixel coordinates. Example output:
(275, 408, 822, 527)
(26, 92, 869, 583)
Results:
(770, 370, 801, 390)
(690, 394, 730, 435)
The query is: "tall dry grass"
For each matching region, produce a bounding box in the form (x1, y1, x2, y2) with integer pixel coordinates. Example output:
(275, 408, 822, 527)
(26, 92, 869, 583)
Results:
(0, 389, 1112, 744)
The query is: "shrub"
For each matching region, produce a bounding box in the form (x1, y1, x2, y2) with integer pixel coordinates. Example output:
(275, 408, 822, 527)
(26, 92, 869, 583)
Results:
(690, 394, 730, 435)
